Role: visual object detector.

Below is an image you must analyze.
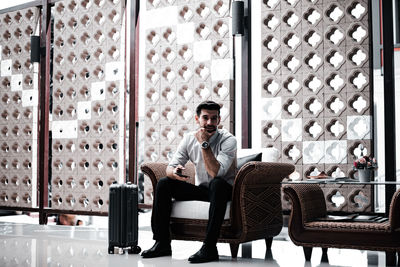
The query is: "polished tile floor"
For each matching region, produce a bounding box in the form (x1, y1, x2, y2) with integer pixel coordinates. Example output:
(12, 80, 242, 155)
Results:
(0, 211, 388, 267)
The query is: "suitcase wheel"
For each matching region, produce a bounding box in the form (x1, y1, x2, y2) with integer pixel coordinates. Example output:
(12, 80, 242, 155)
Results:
(108, 246, 114, 254)
(128, 246, 141, 254)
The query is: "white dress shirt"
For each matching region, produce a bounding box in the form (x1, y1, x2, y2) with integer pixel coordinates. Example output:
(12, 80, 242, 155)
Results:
(168, 129, 237, 185)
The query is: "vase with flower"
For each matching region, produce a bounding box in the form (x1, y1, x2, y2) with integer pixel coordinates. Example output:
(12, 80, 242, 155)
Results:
(353, 156, 377, 182)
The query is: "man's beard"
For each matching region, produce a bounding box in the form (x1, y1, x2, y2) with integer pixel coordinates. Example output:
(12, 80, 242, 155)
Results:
(205, 126, 216, 133)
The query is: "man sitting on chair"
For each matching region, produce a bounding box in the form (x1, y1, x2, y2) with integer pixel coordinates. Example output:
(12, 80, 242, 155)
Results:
(141, 100, 237, 263)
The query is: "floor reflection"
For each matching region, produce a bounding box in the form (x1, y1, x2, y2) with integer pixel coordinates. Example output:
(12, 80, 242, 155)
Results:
(0, 221, 388, 267)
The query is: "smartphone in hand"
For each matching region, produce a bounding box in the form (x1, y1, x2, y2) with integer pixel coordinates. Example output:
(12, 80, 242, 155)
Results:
(175, 168, 189, 178)
(176, 172, 189, 178)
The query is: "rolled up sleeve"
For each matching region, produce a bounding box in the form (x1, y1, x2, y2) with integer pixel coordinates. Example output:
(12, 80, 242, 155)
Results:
(216, 136, 237, 177)
(168, 134, 189, 168)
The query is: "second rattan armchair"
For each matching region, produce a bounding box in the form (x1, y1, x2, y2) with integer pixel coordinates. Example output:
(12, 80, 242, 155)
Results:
(283, 184, 400, 265)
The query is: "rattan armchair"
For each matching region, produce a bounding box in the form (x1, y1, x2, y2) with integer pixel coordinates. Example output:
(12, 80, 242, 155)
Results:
(141, 161, 295, 258)
(283, 184, 400, 265)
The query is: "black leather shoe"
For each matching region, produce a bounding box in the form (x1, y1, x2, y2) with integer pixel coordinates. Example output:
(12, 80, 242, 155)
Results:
(188, 244, 219, 263)
(141, 241, 172, 258)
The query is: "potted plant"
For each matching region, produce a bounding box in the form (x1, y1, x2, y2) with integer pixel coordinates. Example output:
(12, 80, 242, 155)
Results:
(353, 156, 377, 182)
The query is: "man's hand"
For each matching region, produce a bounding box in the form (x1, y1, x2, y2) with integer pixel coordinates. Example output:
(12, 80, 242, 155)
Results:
(167, 165, 190, 181)
(195, 127, 215, 143)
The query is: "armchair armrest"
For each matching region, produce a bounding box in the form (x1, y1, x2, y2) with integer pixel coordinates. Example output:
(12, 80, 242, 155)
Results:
(283, 184, 327, 224)
(230, 162, 295, 241)
(389, 188, 400, 231)
(140, 162, 169, 191)
(140, 162, 196, 191)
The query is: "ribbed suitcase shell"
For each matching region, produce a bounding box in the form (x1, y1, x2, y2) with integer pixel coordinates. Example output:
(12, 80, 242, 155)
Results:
(108, 183, 141, 254)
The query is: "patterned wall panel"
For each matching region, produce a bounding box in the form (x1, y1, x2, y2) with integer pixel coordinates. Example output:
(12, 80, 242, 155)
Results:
(51, 0, 126, 212)
(260, 0, 371, 180)
(141, 0, 234, 204)
(0, 7, 40, 208)
(143, 0, 233, 163)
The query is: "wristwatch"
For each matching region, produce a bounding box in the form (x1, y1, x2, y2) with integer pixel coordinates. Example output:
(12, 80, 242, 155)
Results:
(201, 141, 210, 149)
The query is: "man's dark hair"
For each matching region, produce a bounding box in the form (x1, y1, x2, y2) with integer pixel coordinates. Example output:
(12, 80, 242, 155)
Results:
(196, 100, 221, 116)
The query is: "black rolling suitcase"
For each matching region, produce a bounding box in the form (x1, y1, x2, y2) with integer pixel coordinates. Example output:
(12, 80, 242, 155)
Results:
(108, 182, 141, 254)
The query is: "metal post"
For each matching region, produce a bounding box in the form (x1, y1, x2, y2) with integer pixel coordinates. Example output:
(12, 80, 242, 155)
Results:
(381, 0, 397, 215)
(232, 0, 251, 148)
(242, 1, 251, 148)
(38, 0, 51, 224)
(128, 0, 139, 184)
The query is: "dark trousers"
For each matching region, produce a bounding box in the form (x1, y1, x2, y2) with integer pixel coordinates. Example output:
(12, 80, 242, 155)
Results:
(151, 177, 232, 246)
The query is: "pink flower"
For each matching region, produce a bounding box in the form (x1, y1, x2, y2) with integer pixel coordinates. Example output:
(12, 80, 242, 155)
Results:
(353, 155, 378, 170)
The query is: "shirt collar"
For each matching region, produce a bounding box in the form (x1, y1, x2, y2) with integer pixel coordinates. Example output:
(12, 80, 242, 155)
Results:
(208, 129, 219, 144)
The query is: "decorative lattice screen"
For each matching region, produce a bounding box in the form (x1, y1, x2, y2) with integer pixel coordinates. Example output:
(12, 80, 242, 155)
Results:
(141, 0, 234, 204)
(260, 0, 371, 181)
(259, 0, 373, 213)
(0, 7, 40, 208)
(50, 0, 126, 212)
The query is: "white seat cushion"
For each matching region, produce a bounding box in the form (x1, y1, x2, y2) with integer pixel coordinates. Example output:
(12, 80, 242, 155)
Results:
(237, 147, 279, 162)
(170, 200, 231, 220)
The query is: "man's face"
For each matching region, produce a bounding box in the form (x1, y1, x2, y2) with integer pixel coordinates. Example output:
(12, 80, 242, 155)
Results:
(195, 109, 220, 133)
